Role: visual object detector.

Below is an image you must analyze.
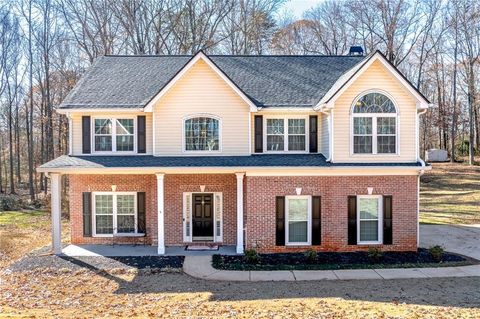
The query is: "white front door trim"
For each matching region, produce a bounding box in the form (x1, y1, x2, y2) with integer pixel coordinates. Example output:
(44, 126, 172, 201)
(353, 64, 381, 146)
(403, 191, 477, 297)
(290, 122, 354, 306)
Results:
(183, 191, 223, 243)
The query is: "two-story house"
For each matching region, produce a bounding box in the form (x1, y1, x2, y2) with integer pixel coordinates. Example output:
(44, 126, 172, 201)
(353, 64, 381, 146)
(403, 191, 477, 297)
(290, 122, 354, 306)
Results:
(39, 50, 431, 255)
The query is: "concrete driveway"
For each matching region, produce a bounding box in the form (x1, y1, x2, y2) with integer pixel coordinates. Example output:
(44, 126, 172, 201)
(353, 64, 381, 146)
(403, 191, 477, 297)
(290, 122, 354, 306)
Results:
(420, 224, 480, 260)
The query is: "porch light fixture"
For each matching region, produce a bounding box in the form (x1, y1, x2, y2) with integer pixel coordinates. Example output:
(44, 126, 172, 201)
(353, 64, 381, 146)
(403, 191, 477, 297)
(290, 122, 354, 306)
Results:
(295, 187, 302, 195)
(200, 185, 206, 192)
(367, 187, 373, 195)
(111, 185, 117, 192)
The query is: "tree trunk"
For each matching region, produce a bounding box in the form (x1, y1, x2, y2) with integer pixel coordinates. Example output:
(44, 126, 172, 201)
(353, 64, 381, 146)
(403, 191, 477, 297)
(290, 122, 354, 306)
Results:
(27, 0, 35, 201)
(451, 29, 458, 163)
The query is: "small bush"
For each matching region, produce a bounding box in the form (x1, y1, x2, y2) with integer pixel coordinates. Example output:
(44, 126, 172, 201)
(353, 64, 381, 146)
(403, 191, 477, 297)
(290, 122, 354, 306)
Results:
(367, 247, 383, 263)
(429, 245, 444, 262)
(304, 249, 318, 264)
(243, 248, 260, 264)
(0, 195, 24, 211)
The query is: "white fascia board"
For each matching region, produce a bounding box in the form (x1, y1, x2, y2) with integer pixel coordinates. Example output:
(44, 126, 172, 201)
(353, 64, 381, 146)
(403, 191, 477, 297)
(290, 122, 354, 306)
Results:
(56, 108, 145, 114)
(37, 165, 429, 175)
(314, 52, 430, 111)
(143, 51, 258, 113)
(258, 107, 316, 113)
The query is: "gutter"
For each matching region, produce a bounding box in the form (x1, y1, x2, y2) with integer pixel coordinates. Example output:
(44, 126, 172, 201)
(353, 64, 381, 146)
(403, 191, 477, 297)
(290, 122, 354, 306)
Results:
(37, 164, 427, 175)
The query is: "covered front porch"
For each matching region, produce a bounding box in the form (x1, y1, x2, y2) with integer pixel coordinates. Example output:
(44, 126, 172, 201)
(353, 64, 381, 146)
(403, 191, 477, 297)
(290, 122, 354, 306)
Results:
(48, 171, 246, 256)
(61, 244, 238, 257)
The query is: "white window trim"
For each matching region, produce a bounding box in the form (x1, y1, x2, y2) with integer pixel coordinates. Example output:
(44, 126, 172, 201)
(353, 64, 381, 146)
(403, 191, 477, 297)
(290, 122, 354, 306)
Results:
(285, 195, 312, 246)
(263, 115, 309, 153)
(91, 116, 137, 154)
(182, 192, 223, 242)
(182, 114, 223, 154)
(349, 90, 400, 156)
(356, 195, 383, 245)
(92, 192, 142, 237)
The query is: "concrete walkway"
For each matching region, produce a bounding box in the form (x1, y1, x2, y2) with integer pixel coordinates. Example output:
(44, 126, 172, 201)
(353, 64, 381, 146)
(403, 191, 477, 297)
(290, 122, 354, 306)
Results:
(183, 256, 480, 281)
(62, 244, 237, 257)
(183, 224, 480, 281)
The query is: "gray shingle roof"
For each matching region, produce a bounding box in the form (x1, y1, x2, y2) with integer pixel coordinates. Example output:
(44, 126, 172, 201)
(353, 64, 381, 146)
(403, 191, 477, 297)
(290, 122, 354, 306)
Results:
(38, 154, 423, 171)
(60, 55, 365, 109)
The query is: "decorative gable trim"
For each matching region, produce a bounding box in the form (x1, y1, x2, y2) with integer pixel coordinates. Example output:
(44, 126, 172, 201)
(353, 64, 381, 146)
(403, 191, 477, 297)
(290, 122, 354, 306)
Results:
(314, 51, 431, 111)
(143, 51, 258, 112)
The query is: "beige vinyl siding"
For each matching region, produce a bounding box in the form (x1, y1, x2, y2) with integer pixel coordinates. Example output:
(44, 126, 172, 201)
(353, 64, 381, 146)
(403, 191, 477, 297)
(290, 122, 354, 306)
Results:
(153, 59, 250, 156)
(71, 112, 153, 155)
(249, 112, 322, 154)
(333, 60, 417, 162)
(320, 112, 329, 157)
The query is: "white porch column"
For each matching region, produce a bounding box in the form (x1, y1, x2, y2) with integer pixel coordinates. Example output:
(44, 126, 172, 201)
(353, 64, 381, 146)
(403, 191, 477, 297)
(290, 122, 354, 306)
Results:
(235, 172, 245, 254)
(50, 173, 62, 255)
(156, 173, 165, 254)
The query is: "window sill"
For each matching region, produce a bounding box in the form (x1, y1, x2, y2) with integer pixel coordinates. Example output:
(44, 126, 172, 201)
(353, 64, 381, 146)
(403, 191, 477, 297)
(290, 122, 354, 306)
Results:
(350, 153, 400, 157)
(264, 151, 309, 154)
(93, 233, 145, 238)
(285, 242, 311, 246)
(91, 151, 137, 155)
(357, 241, 382, 245)
(182, 151, 222, 155)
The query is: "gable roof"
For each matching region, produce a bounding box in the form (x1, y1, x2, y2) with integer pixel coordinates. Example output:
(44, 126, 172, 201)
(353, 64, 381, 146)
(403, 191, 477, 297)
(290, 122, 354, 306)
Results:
(59, 53, 366, 110)
(315, 50, 431, 110)
(143, 51, 258, 112)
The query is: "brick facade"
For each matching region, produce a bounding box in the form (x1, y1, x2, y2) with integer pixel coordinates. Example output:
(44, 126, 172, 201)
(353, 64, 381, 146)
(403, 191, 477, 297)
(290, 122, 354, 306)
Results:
(69, 173, 418, 253)
(245, 175, 418, 253)
(69, 174, 157, 245)
(69, 174, 237, 246)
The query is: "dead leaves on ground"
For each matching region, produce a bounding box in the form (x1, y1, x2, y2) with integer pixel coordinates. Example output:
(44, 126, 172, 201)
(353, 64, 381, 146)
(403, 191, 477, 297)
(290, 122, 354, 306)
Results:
(1, 269, 479, 319)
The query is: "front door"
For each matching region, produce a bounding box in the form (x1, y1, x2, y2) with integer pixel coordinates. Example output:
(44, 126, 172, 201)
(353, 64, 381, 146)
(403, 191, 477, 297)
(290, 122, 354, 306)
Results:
(192, 193, 214, 240)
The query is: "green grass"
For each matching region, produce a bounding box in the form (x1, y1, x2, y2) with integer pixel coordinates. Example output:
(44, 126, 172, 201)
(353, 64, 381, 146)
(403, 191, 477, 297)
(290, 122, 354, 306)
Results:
(0, 210, 49, 229)
(420, 163, 480, 225)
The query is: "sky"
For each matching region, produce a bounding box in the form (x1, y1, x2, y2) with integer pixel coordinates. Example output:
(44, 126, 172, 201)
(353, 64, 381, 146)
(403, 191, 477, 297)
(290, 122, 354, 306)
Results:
(282, 0, 324, 18)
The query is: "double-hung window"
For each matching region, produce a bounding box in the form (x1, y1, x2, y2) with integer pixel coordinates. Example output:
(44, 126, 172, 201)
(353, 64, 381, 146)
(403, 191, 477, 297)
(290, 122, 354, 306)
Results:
(93, 192, 138, 236)
(357, 195, 382, 244)
(266, 117, 307, 152)
(93, 117, 135, 152)
(352, 92, 397, 154)
(285, 195, 311, 245)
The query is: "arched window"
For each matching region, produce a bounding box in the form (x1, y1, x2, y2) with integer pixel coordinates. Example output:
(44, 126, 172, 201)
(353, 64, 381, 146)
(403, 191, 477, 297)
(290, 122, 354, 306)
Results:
(184, 116, 220, 151)
(352, 92, 397, 154)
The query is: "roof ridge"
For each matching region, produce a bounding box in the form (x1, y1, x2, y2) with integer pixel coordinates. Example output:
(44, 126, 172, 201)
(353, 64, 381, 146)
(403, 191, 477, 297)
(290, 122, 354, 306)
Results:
(102, 54, 365, 58)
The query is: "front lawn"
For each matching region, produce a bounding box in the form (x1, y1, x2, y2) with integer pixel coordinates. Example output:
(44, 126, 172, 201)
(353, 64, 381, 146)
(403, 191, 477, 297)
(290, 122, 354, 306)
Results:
(2, 270, 480, 318)
(212, 249, 475, 271)
(420, 163, 480, 224)
(0, 210, 69, 269)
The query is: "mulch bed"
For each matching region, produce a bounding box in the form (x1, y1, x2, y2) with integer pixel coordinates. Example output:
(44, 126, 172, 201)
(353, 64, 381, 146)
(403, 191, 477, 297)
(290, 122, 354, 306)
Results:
(212, 248, 476, 271)
(7, 255, 184, 272)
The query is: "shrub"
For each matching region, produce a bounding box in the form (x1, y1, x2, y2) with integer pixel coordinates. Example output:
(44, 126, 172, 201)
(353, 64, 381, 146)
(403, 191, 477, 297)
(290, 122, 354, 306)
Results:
(367, 247, 383, 263)
(0, 195, 24, 211)
(429, 245, 444, 262)
(243, 248, 260, 264)
(304, 249, 318, 264)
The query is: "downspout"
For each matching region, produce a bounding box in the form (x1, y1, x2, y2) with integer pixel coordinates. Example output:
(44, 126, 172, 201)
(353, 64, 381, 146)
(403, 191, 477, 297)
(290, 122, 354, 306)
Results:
(417, 108, 428, 170)
(416, 106, 429, 247)
(67, 113, 72, 156)
(320, 108, 332, 162)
